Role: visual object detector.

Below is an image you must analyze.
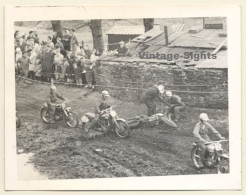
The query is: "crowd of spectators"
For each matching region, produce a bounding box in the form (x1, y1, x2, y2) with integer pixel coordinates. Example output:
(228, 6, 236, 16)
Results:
(14, 29, 103, 89)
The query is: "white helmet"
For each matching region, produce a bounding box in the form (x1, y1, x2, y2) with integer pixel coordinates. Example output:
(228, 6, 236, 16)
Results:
(199, 113, 209, 121)
(157, 85, 165, 94)
(166, 91, 172, 97)
(102, 90, 110, 97)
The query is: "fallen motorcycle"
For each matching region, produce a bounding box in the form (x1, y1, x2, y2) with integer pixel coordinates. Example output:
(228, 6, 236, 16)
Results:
(16, 111, 21, 128)
(127, 113, 177, 129)
(40, 100, 78, 128)
(191, 140, 229, 174)
(81, 106, 130, 138)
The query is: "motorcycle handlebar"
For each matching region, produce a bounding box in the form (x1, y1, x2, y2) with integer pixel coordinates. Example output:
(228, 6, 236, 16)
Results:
(100, 105, 117, 114)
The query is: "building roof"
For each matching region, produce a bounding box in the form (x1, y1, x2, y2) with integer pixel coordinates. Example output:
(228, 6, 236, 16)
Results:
(169, 29, 227, 49)
(102, 27, 227, 69)
(106, 25, 145, 35)
(195, 50, 227, 69)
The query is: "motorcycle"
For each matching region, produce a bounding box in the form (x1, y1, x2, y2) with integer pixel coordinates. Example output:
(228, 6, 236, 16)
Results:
(81, 106, 130, 138)
(16, 111, 21, 128)
(127, 112, 177, 129)
(191, 140, 229, 174)
(40, 100, 78, 128)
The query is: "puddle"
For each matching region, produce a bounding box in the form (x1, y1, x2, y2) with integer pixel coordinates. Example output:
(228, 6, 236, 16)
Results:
(17, 153, 48, 180)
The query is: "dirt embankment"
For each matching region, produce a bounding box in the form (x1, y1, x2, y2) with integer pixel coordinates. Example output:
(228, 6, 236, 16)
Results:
(16, 82, 229, 179)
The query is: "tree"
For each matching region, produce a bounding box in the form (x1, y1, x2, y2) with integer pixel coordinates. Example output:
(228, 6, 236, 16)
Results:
(51, 21, 63, 38)
(90, 20, 104, 53)
(143, 18, 154, 32)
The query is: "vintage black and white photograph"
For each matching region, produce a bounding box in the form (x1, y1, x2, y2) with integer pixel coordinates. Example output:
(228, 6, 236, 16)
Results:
(5, 6, 241, 190)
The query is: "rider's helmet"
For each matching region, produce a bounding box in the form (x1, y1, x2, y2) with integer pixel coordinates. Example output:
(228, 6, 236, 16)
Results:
(199, 113, 209, 121)
(102, 90, 110, 97)
(166, 91, 172, 97)
(157, 85, 165, 94)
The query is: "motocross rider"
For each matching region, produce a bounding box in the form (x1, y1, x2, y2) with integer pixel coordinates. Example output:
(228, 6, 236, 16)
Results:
(142, 85, 166, 116)
(46, 81, 67, 123)
(193, 113, 225, 167)
(165, 91, 186, 122)
(87, 90, 111, 131)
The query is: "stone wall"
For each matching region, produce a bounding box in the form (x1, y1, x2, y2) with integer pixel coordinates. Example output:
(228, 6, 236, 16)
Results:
(95, 61, 228, 109)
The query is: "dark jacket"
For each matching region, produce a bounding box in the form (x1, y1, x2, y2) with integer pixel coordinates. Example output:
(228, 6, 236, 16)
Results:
(40, 51, 55, 76)
(168, 95, 185, 107)
(49, 91, 65, 103)
(117, 46, 128, 56)
(142, 86, 160, 101)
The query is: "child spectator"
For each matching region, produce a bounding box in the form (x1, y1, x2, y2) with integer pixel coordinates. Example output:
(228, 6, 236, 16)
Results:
(15, 47, 22, 64)
(28, 49, 36, 80)
(35, 58, 42, 81)
(16, 50, 30, 79)
(53, 47, 64, 81)
(62, 58, 69, 82)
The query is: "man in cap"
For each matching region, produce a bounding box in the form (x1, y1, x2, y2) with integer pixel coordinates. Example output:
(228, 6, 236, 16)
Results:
(116, 41, 129, 57)
(46, 80, 67, 123)
(62, 30, 71, 51)
(142, 85, 165, 116)
(40, 43, 55, 81)
(165, 91, 186, 122)
(86, 90, 111, 132)
(193, 113, 225, 167)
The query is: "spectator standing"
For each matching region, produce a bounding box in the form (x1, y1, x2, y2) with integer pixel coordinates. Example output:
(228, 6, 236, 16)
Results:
(72, 54, 83, 87)
(47, 36, 52, 44)
(26, 37, 34, 51)
(62, 58, 69, 82)
(89, 49, 99, 89)
(16, 37, 26, 53)
(40, 44, 55, 82)
(55, 37, 67, 57)
(16, 50, 30, 78)
(62, 30, 71, 51)
(15, 47, 22, 64)
(52, 31, 58, 45)
(28, 48, 37, 80)
(84, 44, 92, 59)
(66, 55, 75, 83)
(14, 31, 20, 49)
(53, 47, 64, 81)
(70, 29, 79, 55)
(80, 57, 88, 85)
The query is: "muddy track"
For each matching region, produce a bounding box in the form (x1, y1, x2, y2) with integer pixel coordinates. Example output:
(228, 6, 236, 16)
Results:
(16, 82, 228, 179)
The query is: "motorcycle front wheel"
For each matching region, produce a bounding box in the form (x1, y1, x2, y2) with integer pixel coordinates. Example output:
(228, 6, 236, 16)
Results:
(191, 146, 204, 169)
(217, 157, 229, 174)
(114, 120, 130, 138)
(40, 107, 53, 124)
(66, 112, 78, 128)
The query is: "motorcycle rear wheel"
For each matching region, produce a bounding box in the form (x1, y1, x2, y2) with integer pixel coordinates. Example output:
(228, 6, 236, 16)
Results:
(217, 157, 229, 174)
(115, 120, 130, 138)
(191, 146, 204, 169)
(40, 107, 53, 124)
(66, 112, 78, 128)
